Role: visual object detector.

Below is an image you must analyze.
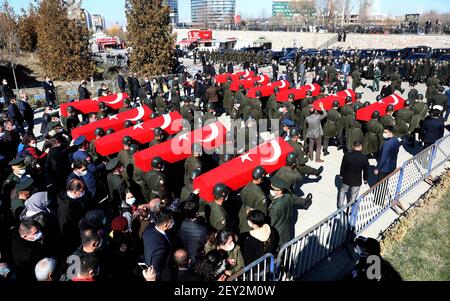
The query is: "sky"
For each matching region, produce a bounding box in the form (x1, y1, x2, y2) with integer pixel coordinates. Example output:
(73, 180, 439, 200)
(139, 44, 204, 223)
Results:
(6, 0, 450, 27)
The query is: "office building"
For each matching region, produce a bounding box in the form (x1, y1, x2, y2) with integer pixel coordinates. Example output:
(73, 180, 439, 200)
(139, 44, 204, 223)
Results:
(191, 0, 236, 28)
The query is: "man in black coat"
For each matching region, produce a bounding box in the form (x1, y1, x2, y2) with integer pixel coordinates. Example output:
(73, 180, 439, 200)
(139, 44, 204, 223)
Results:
(132, 73, 141, 101)
(174, 249, 202, 281)
(42, 76, 57, 107)
(143, 208, 175, 281)
(78, 80, 91, 100)
(422, 109, 445, 149)
(272, 60, 279, 82)
(127, 73, 135, 100)
(17, 93, 34, 134)
(338, 141, 369, 209)
(117, 72, 126, 93)
(7, 97, 25, 135)
(0, 78, 14, 108)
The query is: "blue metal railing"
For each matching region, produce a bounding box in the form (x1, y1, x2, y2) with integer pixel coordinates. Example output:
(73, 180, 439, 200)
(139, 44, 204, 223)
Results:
(227, 253, 275, 281)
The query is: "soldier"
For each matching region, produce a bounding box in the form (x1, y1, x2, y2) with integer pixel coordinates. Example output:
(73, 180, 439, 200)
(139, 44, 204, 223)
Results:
(203, 103, 217, 125)
(267, 87, 280, 121)
(275, 152, 303, 190)
(180, 168, 201, 203)
(409, 94, 428, 146)
(2, 158, 30, 206)
(209, 183, 231, 231)
(351, 68, 366, 91)
(64, 106, 80, 132)
(184, 143, 202, 186)
(238, 166, 269, 234)
(394, 100, 414, 138)
(125, 144, 146, 201)
(119, 98, 132, 114)
(337, 96, 355, 150)
(97, 102, 110, 120)
(143, 157, 167, 201)
(298, 98, 314, 141)
(407, 82, 419, 104)
(323, 101, 342, 156)
(425, 73, 439, 104)
(372, 66, 382, 92)
(379, 105, 396, 128)
(317, 86, 327, 100)
(10, 177, 34, 222)
(222, 77, 234, 114)
(155, 89, 168, 115)
(390, 69, 404, 94)
(88, 128, 105, 163)
(353, 93, 364, 109)
(287, 128, 323, 178)
(148, 127, 164, 148)
(301, 90, 314, 109)
(250, 91, 263, 122)
(362, 111, 384, 157)
(117, 136, 133, 185)
(346, 106, 365, 152)
(268, 176, 313, 247)
(106, 158, 126, 209)
(123, 120, 133, 129)
(431, 86, 448, 117)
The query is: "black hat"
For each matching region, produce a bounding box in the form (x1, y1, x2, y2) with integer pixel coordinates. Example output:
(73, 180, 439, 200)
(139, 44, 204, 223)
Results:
(124, 120, 133, 128)
(332, 100, 340, 108)
(106, 158, 121, 171)
(252, 166, 267, 180)
(372, 111, 380, 119)
(151, 157, 165, 170)
(9, 157, 25, 167)
(49, 111, 60, 118)
(129, 144, 140, 155)
(122, 136, 133, 146)
(270, 176, 290, 190)
(73, 136, 87, 147)
(354, 236, 381, 256)
(290, 127, 300, 137)
(105, 128, 115, 135)
(213, 183, 231, 200)
(286, 152, 298, 166)
(189, 168, 202, 180)
(154, 127, 164, 137)
(15, 177, 34, 192)
(95, 128, 105, 137)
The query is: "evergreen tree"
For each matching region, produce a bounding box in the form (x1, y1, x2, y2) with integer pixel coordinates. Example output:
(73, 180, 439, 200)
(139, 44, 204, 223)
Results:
(126, 0, 175, 76)
(18, 3, 39, 52)
(36, 0, 94, 81)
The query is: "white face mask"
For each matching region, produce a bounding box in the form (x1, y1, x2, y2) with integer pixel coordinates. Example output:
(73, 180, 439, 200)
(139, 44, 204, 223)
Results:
(17, 169, 26, 176)
(382, 133, 390, 140)
(78, 191, 86, 198)
(31, 231, 43, 242)
(30, 143, 37, 148)
(79, 170, 88, 177)
(270, 189, 278, 197)
(126, 197, 136, 206)
(223, 242, 235, 252)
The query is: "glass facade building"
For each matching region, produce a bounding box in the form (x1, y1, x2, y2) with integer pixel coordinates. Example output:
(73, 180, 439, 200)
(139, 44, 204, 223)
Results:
(191, 0, 236, 27)
(167, 0, 179, 26)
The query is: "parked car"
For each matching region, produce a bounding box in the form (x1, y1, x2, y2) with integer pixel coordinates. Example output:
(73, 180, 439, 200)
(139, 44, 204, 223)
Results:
(431, 48, 450, 59)
(437, 54, 450, 62)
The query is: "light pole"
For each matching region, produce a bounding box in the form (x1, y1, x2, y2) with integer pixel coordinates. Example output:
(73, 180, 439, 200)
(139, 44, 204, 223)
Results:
(341, 0, 346, 29)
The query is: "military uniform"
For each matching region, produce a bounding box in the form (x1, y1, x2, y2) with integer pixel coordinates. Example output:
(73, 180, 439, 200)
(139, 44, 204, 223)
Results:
(209, 201, 228, 231)
(362, 119, 384, 155)
(323, 108, 342, 152)
(155, 96, 167, 115)
(409, 101, 428, 133)
(351, 70, 364, 91)
(390, 72, 402, 93)
(107, 172, 126, 207)
(222, 82, 234, 114)
(346, 116, 364, 151)
(287, 140, 320, 176)
(143, 170, 167, 201)
(238, 182, 268, 233)
(394, 108, 414, 137)
(184, 156, 201, 186)
(268, 193, 295, 246)
(379, 113, 395, 128)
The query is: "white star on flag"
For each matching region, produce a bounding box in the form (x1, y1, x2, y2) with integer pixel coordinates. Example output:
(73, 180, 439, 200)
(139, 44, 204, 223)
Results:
(91, 98, 99, 102)
(178, 133, 190, 141)
(240, 153, 253, 163)
(108, 115, 118, 120)
(268, 83, 272, 86)
(133, 123, 144, 130)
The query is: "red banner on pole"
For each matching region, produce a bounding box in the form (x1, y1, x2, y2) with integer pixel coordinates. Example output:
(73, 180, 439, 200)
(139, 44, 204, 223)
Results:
(194, 137, 294, 202)
(135, 121, 227, 173)
(276, 83, 321, 102)
(95, 111, 183, 157)
(71, 105, 153, 142)
(356, 94, 405, 121)
(60, 93, 129, 117)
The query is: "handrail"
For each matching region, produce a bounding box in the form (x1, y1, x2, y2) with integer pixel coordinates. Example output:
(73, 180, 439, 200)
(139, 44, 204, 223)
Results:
(228, 253, 275, 281)
(318, 34, 339, 49)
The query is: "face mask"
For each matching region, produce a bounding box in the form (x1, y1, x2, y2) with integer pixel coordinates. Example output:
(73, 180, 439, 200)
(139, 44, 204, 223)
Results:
(383, 133, 390, 140)
(30, 143, 37, 148)
(79, 170, 88, 177)
(16, 169, 26, 176)
(31, 231, 43, 242)
(270, 189, 278, 197)
(126, 197, 136, 206)
(77, 191, 86, 199)
(223, 242, 235, 252)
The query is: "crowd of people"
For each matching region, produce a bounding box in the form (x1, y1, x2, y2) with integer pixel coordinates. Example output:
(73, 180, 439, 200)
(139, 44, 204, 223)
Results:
(0, 42, 448, 282)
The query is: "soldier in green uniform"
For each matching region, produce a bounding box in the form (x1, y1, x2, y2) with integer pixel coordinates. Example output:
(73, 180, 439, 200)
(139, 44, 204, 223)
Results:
(379, 105, 396, 128)
(346, 106, 365, 151)
(126, 144, 147, 202)
(274, 152, 304, 198)
(372, 66, 382, 92)
(238, 166, 268, 234)
(143, 157, 168, 201)
(184, 143, 202, 186)
(362, 111, 384, 156)
(266, 87, 280, 121)
(119, 98, 132, 114)
(222, 77, 234, 114)
(353, 93, 364, 109)
(298, 98, 314, 141)
(407, 82, 419, 104)
(106, 158, 126, 208)
(148, 127, 164, 148)
(97, 102, 111, 120)
(209, 183, 231, 231)
(323, 101, 342, 156)
(250, 91, 263, 122)
(301, 91, 314, 109)
(10, 177, 33, 222)
(88, 128, 105, 164)
(117, 136, 133, 186)
(287, 128, 324, 178)
(390, 69, 404, 94)
(203, 103, 217, 125)
(155, 89, 168, 115)
(425, 73, 439, 103)
(394, 100, 414, 138)
(409, 94, 428, 146)
(317, 86, 327, 101)
(431, 86, 448, 117)
(64, 106, 80, 132)
(2, 158, 29, 205)
(268, 176, 313, 247)
(351, 68, 366, 91)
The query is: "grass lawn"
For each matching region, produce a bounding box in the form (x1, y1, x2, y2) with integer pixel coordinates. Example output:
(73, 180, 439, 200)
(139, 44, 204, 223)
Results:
(382, 183, 450, 281)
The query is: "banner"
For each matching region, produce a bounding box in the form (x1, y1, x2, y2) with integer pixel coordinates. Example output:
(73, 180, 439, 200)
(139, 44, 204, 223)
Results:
(135, 121, 227, 172)
(215, 70, 254, 84)
(95, 111, 183, 157)
(356, 94, 405, 121)
(71, 105, 152, 142)
(276, 83, 321, 102)
(246, 80, 291, 98)
(194, 137, 294, 202)
(230, 74, 271, 92)
(60, 93, 129, 117)
(312, 89, 356, 111)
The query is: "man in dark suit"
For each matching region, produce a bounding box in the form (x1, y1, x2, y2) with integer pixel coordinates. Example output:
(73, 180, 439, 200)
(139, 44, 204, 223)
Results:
(338, 141, 369, 208)
(17, 93, 34, 134)
(127, 73, 135, 100)
(178, 201, 207, 264)
(422, 109, 445, 149)
(78, 80, 91, 100)
(174, 249, 201, 281)
(7, 96, 25, 135)
(0, 78, 14, 108)
(117, 72, 126, 93)
(143, 208, 175, 281)
(42, 76, 57, 107)
(375, 126, 402, 181)
(132, 73, 141, 101)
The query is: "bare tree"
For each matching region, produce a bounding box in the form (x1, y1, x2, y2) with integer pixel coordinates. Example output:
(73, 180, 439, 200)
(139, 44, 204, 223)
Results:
(0, 0, 21, 89)
(289, 0, 317, 30)
(358, 0, 372, 27)
(317, 0, 338, 30)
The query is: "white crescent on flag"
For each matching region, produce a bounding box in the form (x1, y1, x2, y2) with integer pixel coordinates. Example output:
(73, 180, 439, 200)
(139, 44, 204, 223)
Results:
(128, 106, 145, 122)
(262, 140, 281, 164)
(244, 70, 250, 78)
(105, 93, 123, 105)
(279, 81, 287, 89)
(257, 76, 265, 83)
(344, 90, 351, 98)
(307, 84, 316, 92)
(200, 123, 219, 143)
(161, 114, 172, 129)
(91, 97, 99, 102)
(390, 95, 400, 106)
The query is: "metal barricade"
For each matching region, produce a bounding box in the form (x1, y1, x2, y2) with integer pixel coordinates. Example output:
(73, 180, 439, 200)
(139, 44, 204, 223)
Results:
(275, 204, 352, 281)
(349, 168, 401, 234)
(432, 134, 450, 170)
(227, 253, 275, 281)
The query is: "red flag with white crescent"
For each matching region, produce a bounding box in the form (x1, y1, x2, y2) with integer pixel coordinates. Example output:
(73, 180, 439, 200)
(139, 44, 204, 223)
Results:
(356, 94, 405, 121)
(60, 93, 129, 117)
(71, 105, 153, 142)
(230, 74, 271, 92)
(276, 83, 321, 102)
(135, 121, 227, 172)
(247, 80, 291, 98)
(312, 89, 356, 111)
(194, 137, 295, 202)
(215, 70, 255, 84)
(95, 111, 183, 157)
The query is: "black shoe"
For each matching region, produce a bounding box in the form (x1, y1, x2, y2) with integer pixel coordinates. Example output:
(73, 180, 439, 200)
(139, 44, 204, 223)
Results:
(317, 166, 324, 176)
(323, 150, 330, 156)
(306, 193, 313, 202)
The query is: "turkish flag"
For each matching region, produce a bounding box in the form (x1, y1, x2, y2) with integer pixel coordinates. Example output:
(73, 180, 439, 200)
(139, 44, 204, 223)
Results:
(215, 70, 255, 84)
(194, 137, 295, 202)
(247, 80, 291, 98)
(60, 93, 129, 117)
(95, 111, 183, 157)
(312, 89, 356, 111)
(356, 94, 405, 121)
(230, 74, 271, 92)
(135, 121, 227, 172)
(276, 83, 321, 102)
(71, 105, 153, 142)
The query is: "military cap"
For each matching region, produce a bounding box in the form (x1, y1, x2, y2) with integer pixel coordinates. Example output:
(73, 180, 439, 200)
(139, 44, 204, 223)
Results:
(282, 119, 294, 127)
(47, 122, 62, 130)
(364, 101, 371, 107)
(286, 152, 298, 166)
(255, 91, 262, 97)
(345, 96, 352, 103)
(15, 177, 34, 192)
(288, 93, 295, 99)
(67, 106, 76, 113)
(213, 183, 231, 199)
(376, 95, 382, 101)
(192, 143, 202, 155)
(252, 166, 267, 180)
(274, 87, 280, 93)
(106, 158, 120, 171)
(404, 100, 411, 107)
(306, 90, 313, 96)
(151, 157, 165, 170)
(372, 111, 380, 119)
(150, 112, 158, 119)
(223, 154, 234, 162)
(320, 86, 325, 93)
(95, 128, 105, 137)
(124, 120, 133, 128)
(122, 136, 133, 146)
(49, 111, 60, 118)
(99, 101, 107, 109)
(332, 100, 340, 108)
(9, 157, 25, 167)
(356, 93, 363, 99)
(73, 136, 87, 146)
(206, 102, 215, 110)
(154, 127, 164, 136)
(105, 128, 115, 135)
(386, 105, 394, 112)
(270, 176, 290, 190)
(353, 104, 362, 111)
(129, 144, 140, 155)
(290, 127, 300, 137)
